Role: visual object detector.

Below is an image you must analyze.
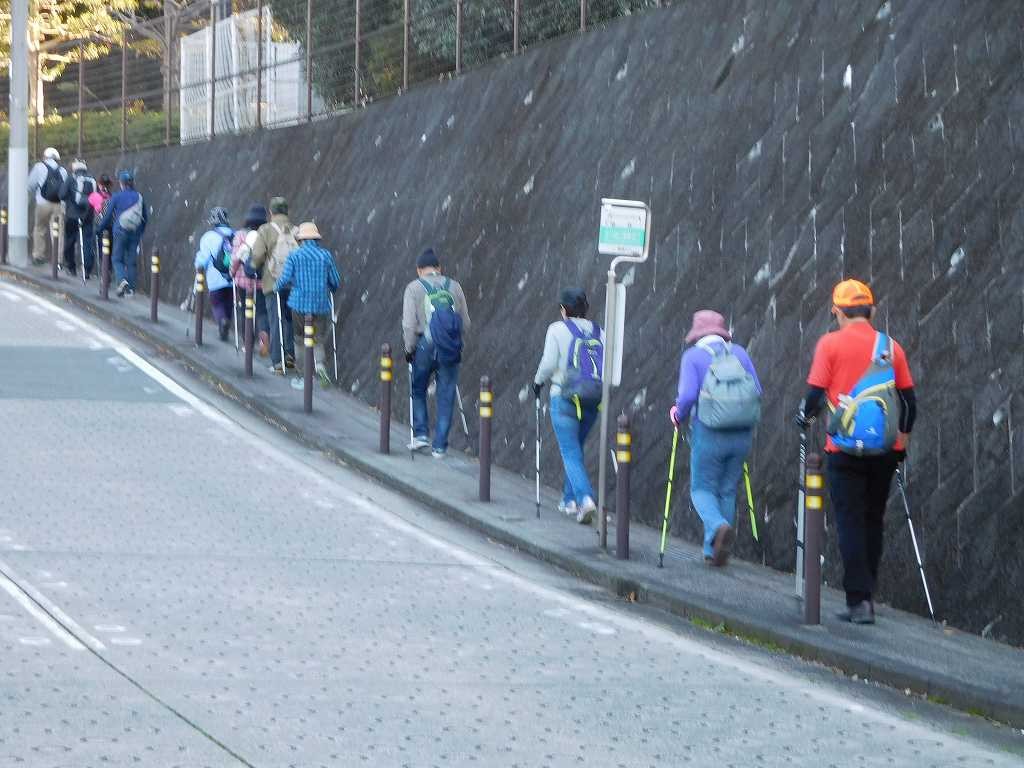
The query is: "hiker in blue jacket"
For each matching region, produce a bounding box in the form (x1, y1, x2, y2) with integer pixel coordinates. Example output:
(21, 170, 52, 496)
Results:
(96, 170, 147, 297)
(194, 207, 235, 342)
(670, 310, 762, 566)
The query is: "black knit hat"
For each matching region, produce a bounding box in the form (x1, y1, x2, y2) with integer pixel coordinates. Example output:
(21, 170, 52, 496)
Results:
(244, 204, 269, 229)
(416, 248, 440, 269)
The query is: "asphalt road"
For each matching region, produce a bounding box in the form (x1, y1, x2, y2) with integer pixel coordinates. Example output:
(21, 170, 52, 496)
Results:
(1, 278, 1021, 768)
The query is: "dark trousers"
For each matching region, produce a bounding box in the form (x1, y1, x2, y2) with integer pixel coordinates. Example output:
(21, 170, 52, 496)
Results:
(826, 452, 899, 606)
(63, 217, 96, 275)
(268, 288, 295, 366)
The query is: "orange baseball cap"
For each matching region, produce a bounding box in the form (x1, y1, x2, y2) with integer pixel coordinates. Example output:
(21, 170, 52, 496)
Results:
(832, 279, 874, 308)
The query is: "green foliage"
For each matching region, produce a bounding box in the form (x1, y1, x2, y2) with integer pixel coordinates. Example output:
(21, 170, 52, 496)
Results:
(0, 106, 176, 160)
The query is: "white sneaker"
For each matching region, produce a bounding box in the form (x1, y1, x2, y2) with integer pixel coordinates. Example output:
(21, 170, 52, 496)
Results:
(431, 449, 446, 459)
(576, 496, 596, 525)
(407, 436, 431, 451)
(557, 500, 578, 517)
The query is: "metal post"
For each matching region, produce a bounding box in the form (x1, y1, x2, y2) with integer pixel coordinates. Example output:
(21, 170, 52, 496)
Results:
(379, 343, 393, 454)
(803, 454, 825, 625)
(194, 268, 205, 345)
(244, 289, 255, 377)
(121, 34, 128, 151)
(209, 0, 217, 139)
(150, 248, 160, 322)
(77, 41, 84, 156)
(402, 0, 410, 91)
(164, 13, 171, 146)
(50, 217, 60, 279)
(100, 231, 111, 299)
(580, 0, 587, 31)
(513, 0, 520, 54)
(478, 377, 493, 501)
(303, 314, 314, 413)
(256, 0, 264, 128)
(7, 0, 30, 268)
(595, 269, 617, 548)
(1, 208, 7, 265)
(306, 0, 313, 121)
(455, 0, 462, 75)
(615, 413, 631, 560)
(353, 0, 361, 104)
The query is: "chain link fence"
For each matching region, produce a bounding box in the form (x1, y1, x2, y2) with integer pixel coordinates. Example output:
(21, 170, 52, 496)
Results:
(0, 0, 659, 160)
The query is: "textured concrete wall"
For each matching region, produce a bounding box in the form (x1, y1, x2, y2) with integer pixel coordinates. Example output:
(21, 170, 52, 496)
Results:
(10, 0, 1022, 642)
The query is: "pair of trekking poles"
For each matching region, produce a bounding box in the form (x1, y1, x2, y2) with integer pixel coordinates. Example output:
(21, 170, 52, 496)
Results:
(244, 289, 339, 382)
(402, 361, 471, 460)
(656, 425, 757, 568)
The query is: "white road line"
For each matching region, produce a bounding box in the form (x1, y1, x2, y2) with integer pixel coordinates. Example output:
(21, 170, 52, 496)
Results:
(0, 568, 85, 651)
(0, 559, 105, 652)
(0, 289, 22, 302)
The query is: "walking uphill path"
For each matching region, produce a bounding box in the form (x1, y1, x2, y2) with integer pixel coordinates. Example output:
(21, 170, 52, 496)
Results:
(3, 262, 1023, 730)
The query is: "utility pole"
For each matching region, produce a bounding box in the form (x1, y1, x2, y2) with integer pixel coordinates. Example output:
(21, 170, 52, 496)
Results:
(7, 0, 30, 266)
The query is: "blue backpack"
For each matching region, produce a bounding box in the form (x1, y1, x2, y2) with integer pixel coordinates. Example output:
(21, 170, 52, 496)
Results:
(563, 320, 604, 417)
(826, 332, 901, 456)
(419, 277, 463, 365)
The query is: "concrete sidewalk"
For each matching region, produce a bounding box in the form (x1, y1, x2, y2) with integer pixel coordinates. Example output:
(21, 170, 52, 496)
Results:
(4, 263, 1023, 729)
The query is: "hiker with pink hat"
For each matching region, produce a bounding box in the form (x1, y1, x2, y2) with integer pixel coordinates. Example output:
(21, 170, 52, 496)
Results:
(669, 310, 763, 566)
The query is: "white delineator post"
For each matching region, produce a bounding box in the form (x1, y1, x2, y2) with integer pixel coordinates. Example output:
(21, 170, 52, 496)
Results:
(7, 0, 31, 267)
(594, 199, 651, 550)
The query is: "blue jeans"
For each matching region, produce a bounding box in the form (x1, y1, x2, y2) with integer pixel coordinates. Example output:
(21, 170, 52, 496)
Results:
(689, 421, 753, 557)
(411, 337, 459, 452)
(550, 395, 599, 505)
(111, 229, 140, 289)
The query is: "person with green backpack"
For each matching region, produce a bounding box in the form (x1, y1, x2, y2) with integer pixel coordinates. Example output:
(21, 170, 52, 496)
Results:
(249, 197, 299, 373)
(402, 248, 471, 458)
(796, 279, 917, 625)
(669, 310, 763, 566)
(194, 206, 236, 341)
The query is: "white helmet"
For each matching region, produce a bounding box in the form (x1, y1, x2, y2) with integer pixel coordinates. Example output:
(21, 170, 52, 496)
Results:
(71, 159, 88, 172)
(43, 147, 60, 162)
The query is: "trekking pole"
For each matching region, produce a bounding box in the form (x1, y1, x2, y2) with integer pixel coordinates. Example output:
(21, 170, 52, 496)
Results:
(658, 426, 680, 568)
(77, 220, 87, 286)
(275, 291, 286, 374)
(743, 462, 759, 542)
(407, 362, 416, 461)
(329, 293, 339, 383)
(232, 283, 240, 354)
(795, 420, 808, 598)
(455, 384, 470, 438)
(895, 467, 937, 624)
(100, 231, 111, 300)
(534, 393, 541, 518)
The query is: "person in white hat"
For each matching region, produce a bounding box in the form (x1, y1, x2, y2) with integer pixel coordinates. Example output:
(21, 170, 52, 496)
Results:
(26, 147, 68, 264)
(275, 221, 341, 387)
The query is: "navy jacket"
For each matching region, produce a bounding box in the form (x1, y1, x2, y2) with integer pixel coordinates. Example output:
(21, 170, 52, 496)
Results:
(97, 188, 147, 238)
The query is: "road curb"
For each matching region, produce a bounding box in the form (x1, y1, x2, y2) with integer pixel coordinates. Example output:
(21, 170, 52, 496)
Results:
(3, 266, 1021, 729)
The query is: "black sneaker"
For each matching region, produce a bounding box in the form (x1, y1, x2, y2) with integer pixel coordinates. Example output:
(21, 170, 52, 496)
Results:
(710, 524, 735, 567)
(837, 601, 875, 625)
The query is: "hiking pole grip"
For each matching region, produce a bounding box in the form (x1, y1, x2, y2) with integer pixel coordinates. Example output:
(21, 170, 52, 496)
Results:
(379, 343, 392, 454)
(150, 248, 160, 323)
(803, 453, 825, 625)
(479, 376, 493, 502)
(194, 267, 205, 346)
(615, 413, 631, 560)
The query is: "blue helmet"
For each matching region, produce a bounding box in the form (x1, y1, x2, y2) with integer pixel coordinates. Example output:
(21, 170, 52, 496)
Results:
(118, 169, 134, 183)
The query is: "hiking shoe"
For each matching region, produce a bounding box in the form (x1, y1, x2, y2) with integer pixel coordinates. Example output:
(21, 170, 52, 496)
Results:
(116, 279, 129, 297)
(711, 524, 735, 567)
(258, 331, 270, 357)
(558, 500, 578, 517)
(268, 362, 287, 375)
(285, 355, 297, 369)
(407, 436, 431, 452)
(837, 601, 875, 625)
(316, 363, 331, 387)
(218, 319, 230, 341)
(431, 449, 446, 459)
(576, 497, 596, 525)
(124, 287, 135, 298)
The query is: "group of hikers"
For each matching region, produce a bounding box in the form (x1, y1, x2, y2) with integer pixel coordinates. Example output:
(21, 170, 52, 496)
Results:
(27, 147, 146, 297)
(25, 151, 918, 624)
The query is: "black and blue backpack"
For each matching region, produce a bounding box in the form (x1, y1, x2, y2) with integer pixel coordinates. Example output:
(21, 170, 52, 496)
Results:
(420, 277, 463, 365)
(563, 320, 604, 418)
(826, 332, 900, 456)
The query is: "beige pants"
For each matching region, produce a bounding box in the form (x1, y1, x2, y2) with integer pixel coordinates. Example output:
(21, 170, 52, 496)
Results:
(32, 199, 61, 263)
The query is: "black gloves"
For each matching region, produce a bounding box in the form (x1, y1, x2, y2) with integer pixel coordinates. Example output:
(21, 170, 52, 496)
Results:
(404, 350, 415, 364)
(533, 382, 543, 399)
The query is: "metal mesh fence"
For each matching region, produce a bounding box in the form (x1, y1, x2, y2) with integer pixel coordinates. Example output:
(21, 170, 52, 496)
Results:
(0, 0, 661, 158)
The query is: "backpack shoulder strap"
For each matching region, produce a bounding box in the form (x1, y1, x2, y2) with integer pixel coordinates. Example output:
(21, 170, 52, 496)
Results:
(562, 319, 585, 340)
(873, 332, 893, 364)
(418, 277, 434, 294)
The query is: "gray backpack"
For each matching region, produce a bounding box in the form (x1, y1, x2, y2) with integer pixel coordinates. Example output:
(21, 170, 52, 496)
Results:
(696, 342, 762, 429)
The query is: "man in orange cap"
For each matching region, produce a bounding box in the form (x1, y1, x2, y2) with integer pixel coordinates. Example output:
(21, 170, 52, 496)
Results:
(797, 279, 917, 624)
